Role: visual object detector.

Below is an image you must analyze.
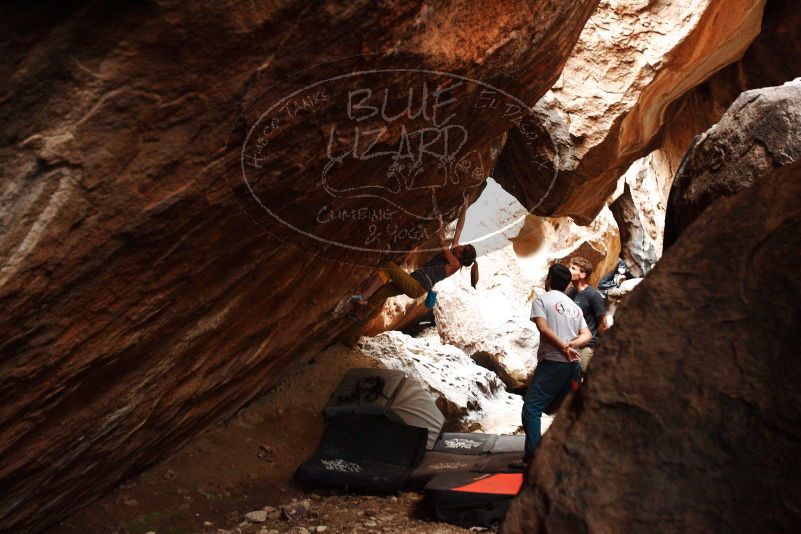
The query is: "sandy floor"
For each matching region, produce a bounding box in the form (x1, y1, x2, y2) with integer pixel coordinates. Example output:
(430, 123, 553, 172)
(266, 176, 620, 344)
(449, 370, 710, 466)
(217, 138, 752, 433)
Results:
(53, 345, 377, 533)
(52, 343, 509, 534)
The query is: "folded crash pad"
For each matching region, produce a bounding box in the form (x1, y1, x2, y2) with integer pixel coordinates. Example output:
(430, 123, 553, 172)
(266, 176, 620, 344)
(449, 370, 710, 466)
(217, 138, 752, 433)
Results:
(324, 368, 444, 449)
(295, 414, 427, 492)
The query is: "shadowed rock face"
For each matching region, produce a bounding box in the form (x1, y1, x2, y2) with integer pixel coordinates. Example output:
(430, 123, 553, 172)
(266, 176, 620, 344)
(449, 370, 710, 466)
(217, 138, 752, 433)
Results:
(502, 161, 801, 534)
(0, 2, 601, 531)
(721, 0, 801, 96)
(494, 0, 767, 224)
(664, 79, 801, 247)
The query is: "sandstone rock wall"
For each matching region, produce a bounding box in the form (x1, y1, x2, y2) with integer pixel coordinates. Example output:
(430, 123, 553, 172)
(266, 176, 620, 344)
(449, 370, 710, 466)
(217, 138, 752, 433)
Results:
(0, 2, 601, 531)
(494, 0, 767, 224)
(612, 0, 801, 264)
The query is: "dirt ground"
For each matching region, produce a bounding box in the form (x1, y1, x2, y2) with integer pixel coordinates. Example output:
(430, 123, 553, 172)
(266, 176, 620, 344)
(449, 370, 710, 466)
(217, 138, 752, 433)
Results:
(51, 344, 489, 534)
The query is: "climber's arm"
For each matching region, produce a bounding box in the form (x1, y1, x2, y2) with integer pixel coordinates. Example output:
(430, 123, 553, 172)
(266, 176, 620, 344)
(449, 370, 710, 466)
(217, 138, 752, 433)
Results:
(451, 197, 469, 246)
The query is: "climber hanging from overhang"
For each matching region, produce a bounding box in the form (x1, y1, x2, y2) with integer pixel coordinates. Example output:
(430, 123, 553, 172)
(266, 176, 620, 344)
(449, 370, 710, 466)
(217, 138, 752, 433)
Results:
(348, 198, 478, 324)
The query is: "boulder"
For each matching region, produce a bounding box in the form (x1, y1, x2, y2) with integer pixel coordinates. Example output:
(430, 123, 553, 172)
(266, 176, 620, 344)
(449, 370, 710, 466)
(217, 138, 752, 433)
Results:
(611, 148, 677, 266)
(665, 79, 801, 246)
(356, 330, 523, 434)
(516, 209, 621, 289)
(502, 161, 801, 533)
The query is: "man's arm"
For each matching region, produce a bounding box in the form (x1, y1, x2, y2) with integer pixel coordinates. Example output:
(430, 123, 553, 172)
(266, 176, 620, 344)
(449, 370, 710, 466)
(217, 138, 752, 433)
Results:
(532, 317, 568, 351)
(591, 291, 608, 335)
(597, 314, 609, 335)
(533, 317, 589, 361)
(570, 326, 593, 349)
